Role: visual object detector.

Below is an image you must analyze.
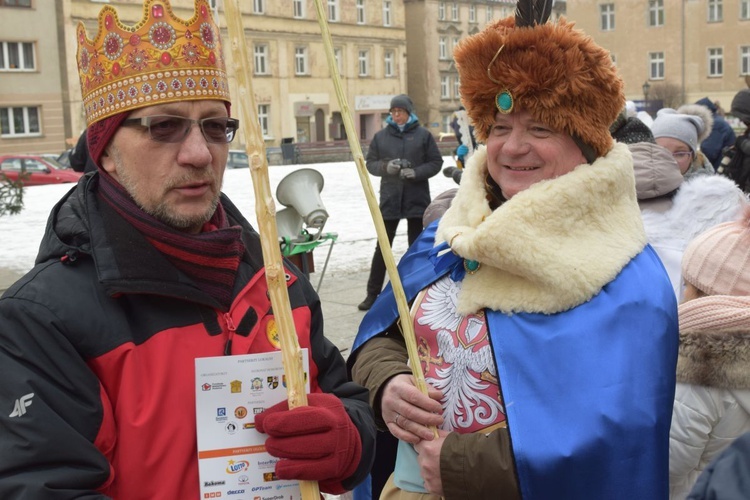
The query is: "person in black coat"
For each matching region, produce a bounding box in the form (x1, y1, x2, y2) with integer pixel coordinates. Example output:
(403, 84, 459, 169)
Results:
(358, 94, 443, 310)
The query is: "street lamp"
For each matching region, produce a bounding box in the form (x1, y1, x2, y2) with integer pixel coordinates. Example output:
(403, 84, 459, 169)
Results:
(642, 81, 651, 115)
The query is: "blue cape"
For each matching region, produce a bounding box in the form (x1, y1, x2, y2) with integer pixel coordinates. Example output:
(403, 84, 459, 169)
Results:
(352, 221, 678, 499)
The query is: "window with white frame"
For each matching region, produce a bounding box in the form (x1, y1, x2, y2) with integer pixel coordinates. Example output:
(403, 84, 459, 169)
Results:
(295, 46, 308, 75)
(358, 49, 369, 76)
(0, 106, 40, 137)
(486, 5, 492, 22)
(453, 75, 461, 98)
(253, 0, 264, 14)
(1, 0, 32, 6)
(741, 46, 750, 75)
(253, 44, 268, 75)
(451, 2, 459, 21)
(293, 0, 305, 18)
(0, 41, 35, 71)
(649, 51, 665, 79)
(452, 37, 460, 56)
(356, 0, 365, 24)
(328, 0, 339, 22)
(258, 104, 270, 138)
(334, 47, 343, 75)
(708, 0, 723, 22)
(708, 47, 723, 76)
(439, 37, 447, 59)
(469, 4, 476, 22)
(383, 1, 392, 26)
(600, 4, 615, 31)
(648, 0, 664, 27)
(441, 75, 450, 99)
(438, 1, 445, 20)
(384, 50, 394, 77)
(443, 114, 452, 133)
(742, 0, 750, 20)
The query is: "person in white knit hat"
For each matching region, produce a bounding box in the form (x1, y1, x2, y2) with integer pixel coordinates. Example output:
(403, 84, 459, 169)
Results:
(669, 205, 750, 499)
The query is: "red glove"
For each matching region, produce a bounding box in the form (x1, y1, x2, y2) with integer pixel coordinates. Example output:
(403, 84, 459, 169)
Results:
(255, 392, 362, 494)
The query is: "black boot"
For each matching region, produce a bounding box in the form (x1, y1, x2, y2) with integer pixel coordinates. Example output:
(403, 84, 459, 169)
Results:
(358, 294, 377, 311)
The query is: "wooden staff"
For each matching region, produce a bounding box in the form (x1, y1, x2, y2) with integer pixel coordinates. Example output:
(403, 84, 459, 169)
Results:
(311, 0, 437, 436)
(223, 2, 319, 499)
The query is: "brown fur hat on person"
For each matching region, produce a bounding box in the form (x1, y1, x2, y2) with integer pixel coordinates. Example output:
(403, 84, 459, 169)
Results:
(453, 12, 624, 160)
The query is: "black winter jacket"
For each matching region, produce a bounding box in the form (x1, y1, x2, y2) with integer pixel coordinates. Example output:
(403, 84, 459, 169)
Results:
(0, 173, 375, 499)
(366, 118, 443, 220)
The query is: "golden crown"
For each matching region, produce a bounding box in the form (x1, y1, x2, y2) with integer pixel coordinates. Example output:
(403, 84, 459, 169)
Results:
(76, 0, 230, 126)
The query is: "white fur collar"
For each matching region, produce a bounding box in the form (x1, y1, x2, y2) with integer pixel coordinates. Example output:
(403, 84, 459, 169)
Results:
(437, 143, 646, 315)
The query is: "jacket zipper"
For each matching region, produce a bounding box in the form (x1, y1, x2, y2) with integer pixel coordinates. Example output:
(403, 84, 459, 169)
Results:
(223, 312, 237, 356)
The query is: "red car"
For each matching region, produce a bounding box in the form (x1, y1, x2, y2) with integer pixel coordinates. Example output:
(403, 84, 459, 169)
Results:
(0, 154, 82, 186)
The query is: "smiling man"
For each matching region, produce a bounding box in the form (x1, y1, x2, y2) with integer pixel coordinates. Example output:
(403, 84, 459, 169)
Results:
(0, 1, 374, 498)
(350, 4, 678, 499)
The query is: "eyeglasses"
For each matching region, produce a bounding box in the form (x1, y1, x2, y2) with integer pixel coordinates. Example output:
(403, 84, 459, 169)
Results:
(122, 115, 240, 144)
(390, 109, 408, 115)
(672, 151, 693, 161)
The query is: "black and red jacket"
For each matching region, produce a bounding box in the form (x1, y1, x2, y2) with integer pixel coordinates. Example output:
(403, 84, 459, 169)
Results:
(0, 174, 375, 498)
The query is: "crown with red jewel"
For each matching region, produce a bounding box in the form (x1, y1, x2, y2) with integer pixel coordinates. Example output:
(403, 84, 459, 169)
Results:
(76, 0, 230, 126)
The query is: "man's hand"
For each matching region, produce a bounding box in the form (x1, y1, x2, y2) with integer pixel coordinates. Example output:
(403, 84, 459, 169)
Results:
(386, 159, 402, 175)
(399, 168, 416, 180)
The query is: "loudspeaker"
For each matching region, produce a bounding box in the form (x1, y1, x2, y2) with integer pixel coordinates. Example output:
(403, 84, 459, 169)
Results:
(275, 207, 304, 240)
(276, 168, 328, 230)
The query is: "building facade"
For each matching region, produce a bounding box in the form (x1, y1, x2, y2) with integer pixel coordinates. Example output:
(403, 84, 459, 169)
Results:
(0, 0, 71, 155)
(567, 0, 750, 117)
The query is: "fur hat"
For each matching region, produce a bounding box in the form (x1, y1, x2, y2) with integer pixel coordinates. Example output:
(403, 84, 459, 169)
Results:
(651, 108, 710, 155)
(453, 14, 624, 159)
(682, 208, 750, 296)
(731, 88, 750, 125)
(390, 94, 414, 114)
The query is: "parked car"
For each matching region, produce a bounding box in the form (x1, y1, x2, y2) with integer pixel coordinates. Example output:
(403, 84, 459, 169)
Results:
(37, 152, 73, 170)
(226, 149, 249, 169)
(0, 155, 82, 186)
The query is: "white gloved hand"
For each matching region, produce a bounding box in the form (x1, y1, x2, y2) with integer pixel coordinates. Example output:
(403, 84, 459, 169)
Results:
(399, 168, 416, 180)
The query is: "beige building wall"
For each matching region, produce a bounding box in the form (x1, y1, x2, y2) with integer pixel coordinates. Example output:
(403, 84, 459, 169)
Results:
(0, 0, 68, 154)
(567, 0, 750, 114)
(64, 0, 408, 150)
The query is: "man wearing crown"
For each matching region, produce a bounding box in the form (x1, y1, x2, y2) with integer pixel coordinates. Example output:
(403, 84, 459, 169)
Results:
(0, 1, 374, 498)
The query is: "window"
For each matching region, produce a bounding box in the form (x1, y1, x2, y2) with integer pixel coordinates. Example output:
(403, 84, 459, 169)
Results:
(452, 37, 460, 56)
(441, 75, 450, 98)
(600, 4, 615, 31)
(334, 47, 343, 75)
(439, 37, 447, 59)
(707, 0, 723, 22)
(451, 2, 459, 21)
(253, 44, 268, 75)
(742, 0, 750, 20)
(443, 114, 452, 133)
(453, 75, 461, 98)
(1, 0, 32, 6)
(741, 46, 750, 75)
(253, 0, 264, 15)
(0, 41, 35, 71)
(486, 5, 492, 22)
(649, 52, 665, 79)
(357, 0, 365, 24)
(295, 47, 308, 75)
(258, 104, 270, 138)
(708, 47, 723, 77)
(648, 0, 664, 27)
(293, 0, 305, 18)
(469, 4, 476, 22)
(358, 50, 369, 76)
(383, 1, 391, 26)
(0, 106, 40, 137)
(328, 0, 339, 22)
(384, 50, 394, 77)
(438, 2, 445, 20)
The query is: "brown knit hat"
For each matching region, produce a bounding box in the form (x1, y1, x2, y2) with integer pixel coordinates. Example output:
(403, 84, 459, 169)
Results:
(682, 208, 750, 296)
(454, 13, 624, 159)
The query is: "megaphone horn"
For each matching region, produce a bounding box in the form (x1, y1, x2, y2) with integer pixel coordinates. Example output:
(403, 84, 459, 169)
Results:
(276, 168, 328, 230)
(275, 207, 304, 241)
